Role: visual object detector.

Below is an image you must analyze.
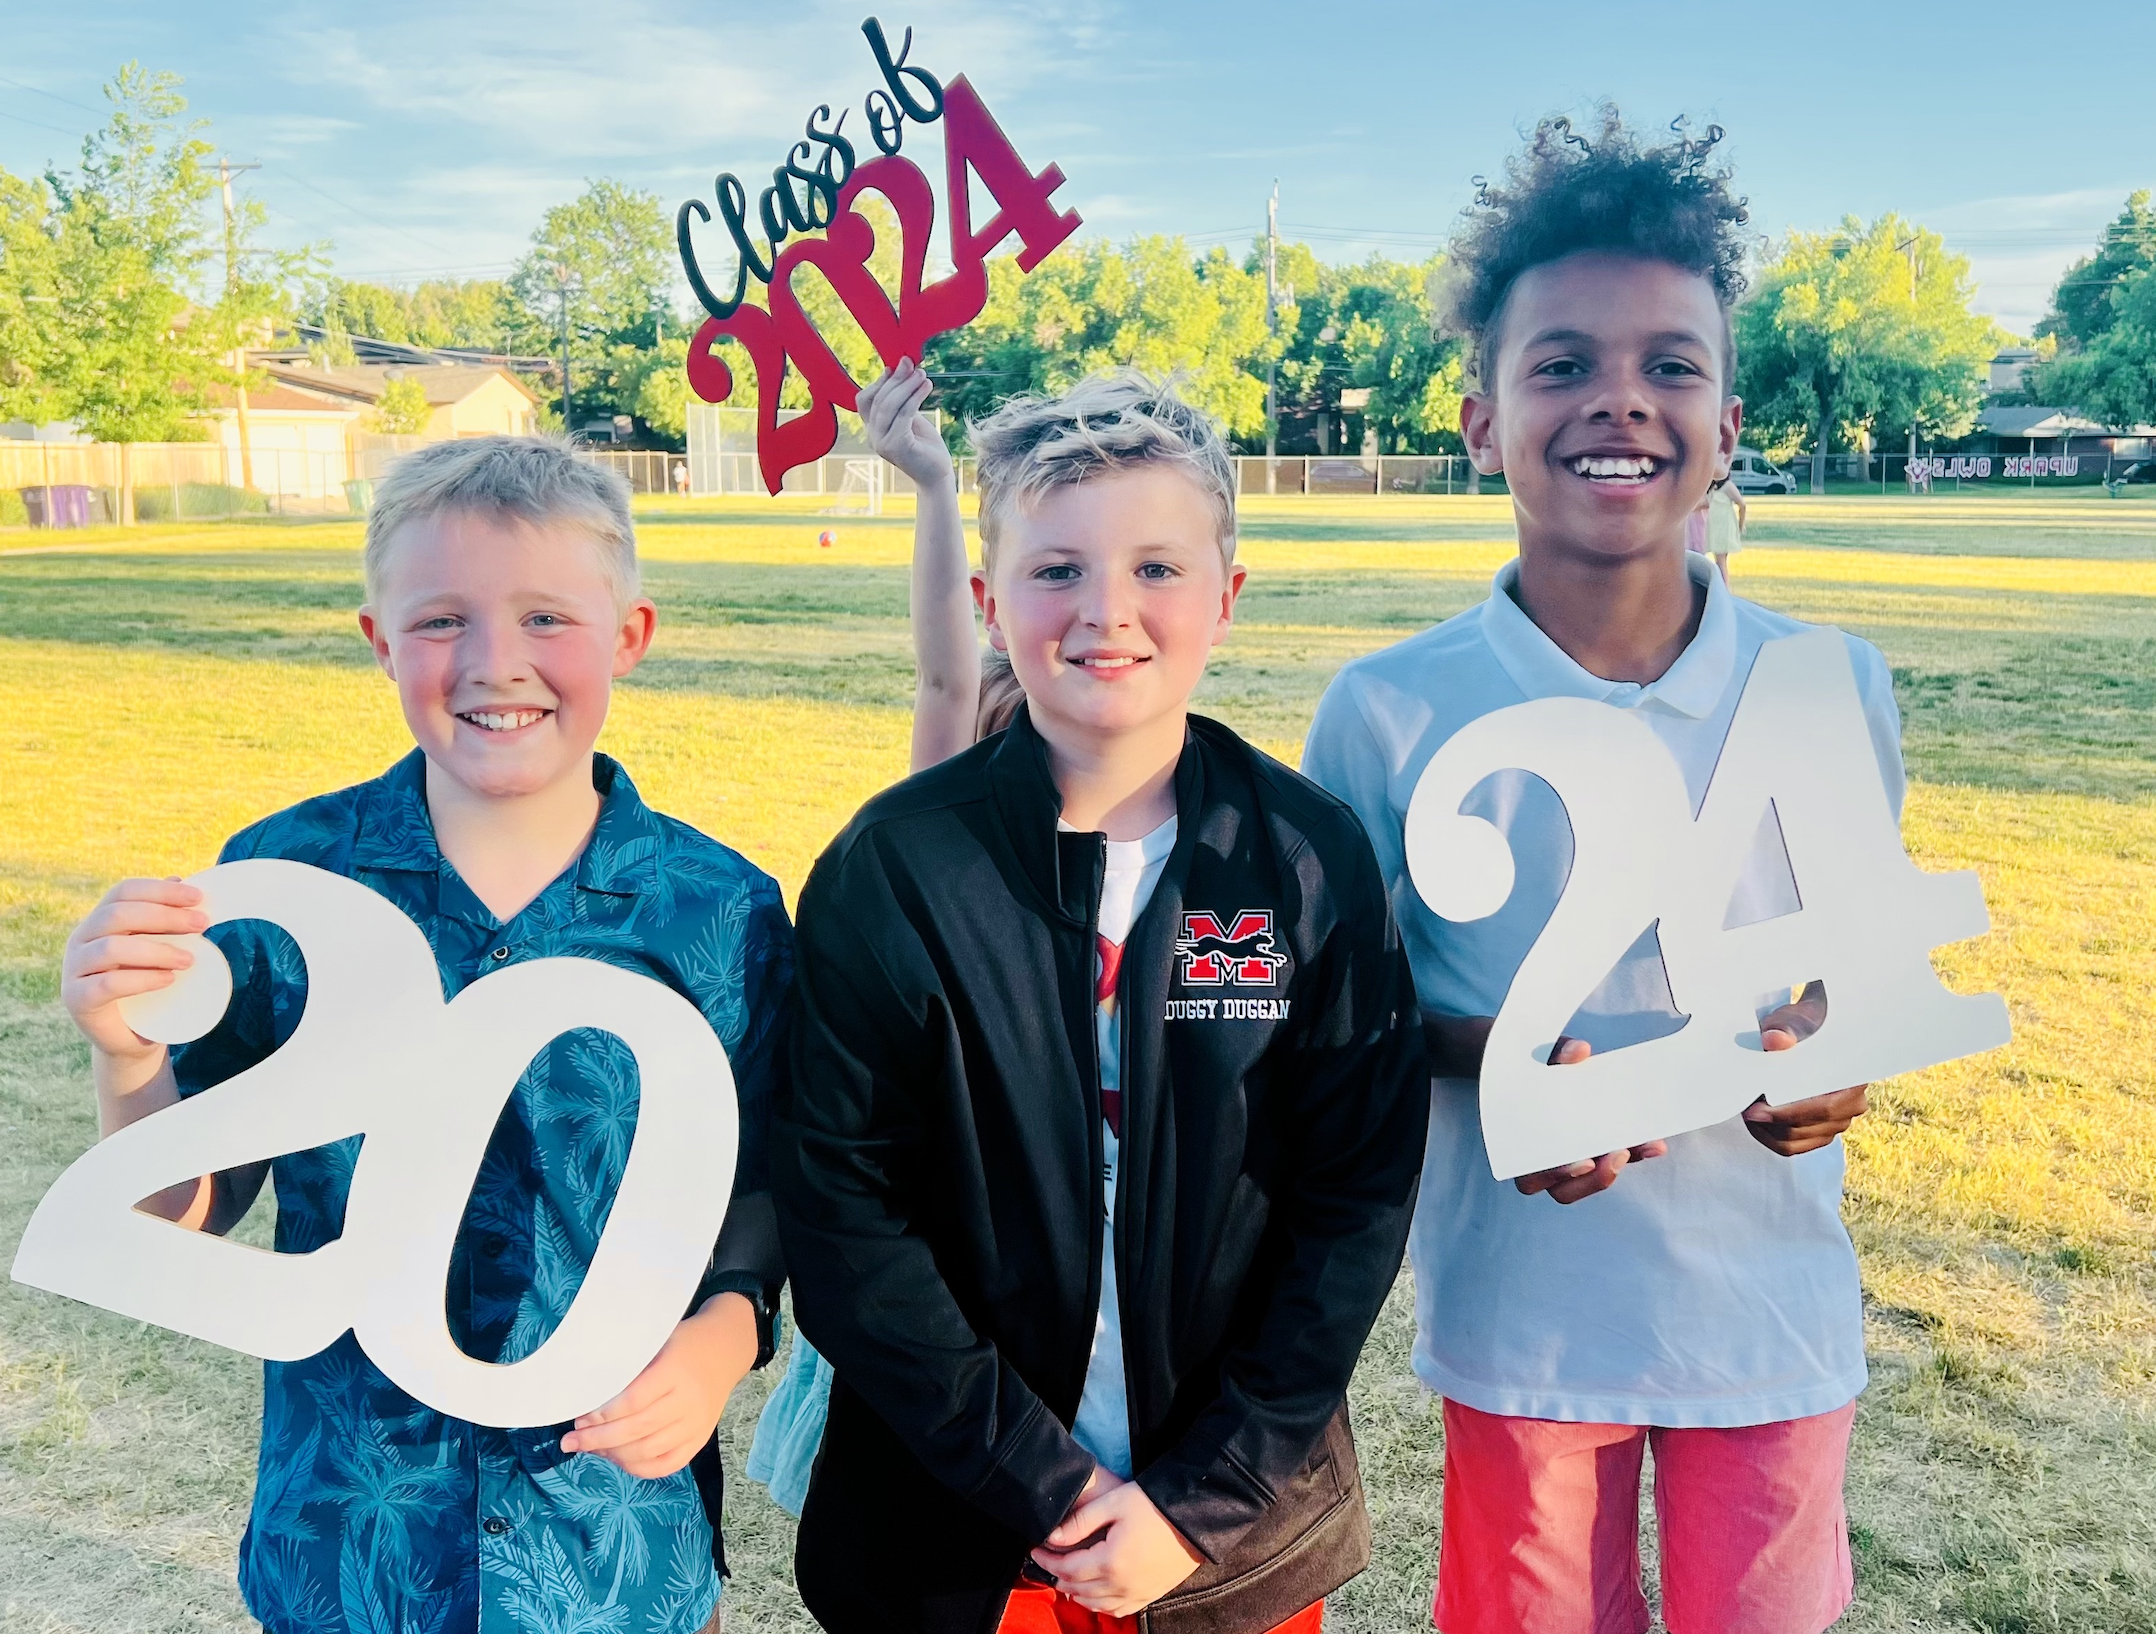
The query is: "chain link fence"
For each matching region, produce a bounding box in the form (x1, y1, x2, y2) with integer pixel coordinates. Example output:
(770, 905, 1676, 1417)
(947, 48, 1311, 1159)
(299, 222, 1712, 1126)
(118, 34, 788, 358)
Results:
(0, 436, 441, 525)
(11, 430, 2143, 533)
(594, 444, 971, 500)
(1230, 455, 1489, 496)
(1797, 447, 2150, 492)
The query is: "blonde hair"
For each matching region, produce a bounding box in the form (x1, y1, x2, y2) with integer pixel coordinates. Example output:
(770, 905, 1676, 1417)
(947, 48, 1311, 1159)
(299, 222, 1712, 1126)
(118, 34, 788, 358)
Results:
(976, 648, 1026, 739)
(362, 435, 639, 608)
(968, 371, 1237, 574)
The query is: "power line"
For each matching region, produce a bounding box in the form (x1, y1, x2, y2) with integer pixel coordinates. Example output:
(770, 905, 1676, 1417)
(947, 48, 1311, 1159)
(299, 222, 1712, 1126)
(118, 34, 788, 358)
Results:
(333, 262, 518, 281)
(1281, 221, 1450, 242)
(258, 162, 471, 264)
(0, 74, 475, 270)
(0, 105, 80, 140)
(0, 72, 105, 118)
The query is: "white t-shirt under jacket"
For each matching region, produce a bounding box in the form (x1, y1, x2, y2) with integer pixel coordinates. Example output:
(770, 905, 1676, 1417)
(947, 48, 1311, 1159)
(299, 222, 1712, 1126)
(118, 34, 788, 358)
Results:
(1065, 815, 1177, 1476)
(1303, 553, 1900, 1427)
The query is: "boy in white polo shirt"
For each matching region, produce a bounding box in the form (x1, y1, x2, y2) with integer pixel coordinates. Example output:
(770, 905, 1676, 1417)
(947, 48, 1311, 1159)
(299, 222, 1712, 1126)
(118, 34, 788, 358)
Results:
(1304, 115, 1889, 1634)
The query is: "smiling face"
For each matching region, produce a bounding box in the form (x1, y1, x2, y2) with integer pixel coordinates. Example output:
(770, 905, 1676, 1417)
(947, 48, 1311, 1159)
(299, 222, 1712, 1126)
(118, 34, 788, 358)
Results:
(357, 507, 656, 802)
(1462, 251, 1742, 567)
(978, 463, 1244, 758)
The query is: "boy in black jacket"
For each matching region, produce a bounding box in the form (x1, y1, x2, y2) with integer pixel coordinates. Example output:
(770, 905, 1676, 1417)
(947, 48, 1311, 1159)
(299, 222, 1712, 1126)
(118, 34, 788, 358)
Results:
(775, 373, 1428, 1634)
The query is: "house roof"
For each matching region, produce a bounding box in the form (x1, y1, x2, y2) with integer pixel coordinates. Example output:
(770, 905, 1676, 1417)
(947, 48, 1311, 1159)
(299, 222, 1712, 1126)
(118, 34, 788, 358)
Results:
(198, 380, 364, 416)
(239, 383, 368, 415)
(268, 324, 556, 374)
(258, 362, 541, 409)
(1977, 405, 2115, 438)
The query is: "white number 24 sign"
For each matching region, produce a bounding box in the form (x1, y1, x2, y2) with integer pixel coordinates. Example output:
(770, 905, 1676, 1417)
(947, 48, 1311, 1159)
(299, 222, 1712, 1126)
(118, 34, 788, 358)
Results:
(11, 859, 738, 1428)
(1405, 628, 2011, 1180)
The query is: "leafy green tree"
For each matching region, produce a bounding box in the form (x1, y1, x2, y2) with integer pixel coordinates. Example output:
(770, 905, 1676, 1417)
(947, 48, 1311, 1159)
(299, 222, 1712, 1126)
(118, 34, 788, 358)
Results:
(624, 336, 691, 440)
(924, 237, 1271, 439)
(406, 280, 515, 352)
(2037, 191, 2155, 352)
(692, 229, 1452, 458)
(1262, 246, 1463, 454)
(1736, 215, 2000, 491)
(306, 277, 514, 352)
(2028, 194, 2156, 430)
(2036, 263, 2156, 429)
(368, 374, 432, 434)
(0, 63, 307, 441)
(314, 278, 414, 343)
(510, 180, 675, 429)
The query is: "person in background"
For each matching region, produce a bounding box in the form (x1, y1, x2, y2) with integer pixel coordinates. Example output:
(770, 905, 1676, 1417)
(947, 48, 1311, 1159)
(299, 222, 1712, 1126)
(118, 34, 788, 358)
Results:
(1705, 471, 1746, 580)
(745, 356, 1023, 1517)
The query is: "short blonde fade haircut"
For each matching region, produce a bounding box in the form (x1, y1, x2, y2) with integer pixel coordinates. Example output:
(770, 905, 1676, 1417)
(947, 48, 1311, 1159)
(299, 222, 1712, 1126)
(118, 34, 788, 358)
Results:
(969, 371, 1237, 573)
(362, 435, 640, 609)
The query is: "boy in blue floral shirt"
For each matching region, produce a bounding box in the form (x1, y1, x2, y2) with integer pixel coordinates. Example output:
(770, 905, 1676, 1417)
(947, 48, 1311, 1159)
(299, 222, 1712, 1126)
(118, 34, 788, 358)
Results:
(59, 438, 790, 1634)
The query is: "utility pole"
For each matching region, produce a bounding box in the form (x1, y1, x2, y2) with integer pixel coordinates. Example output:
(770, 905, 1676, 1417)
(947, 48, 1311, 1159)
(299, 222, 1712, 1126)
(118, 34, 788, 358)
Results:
(1265, 183, 1279, 495)
(553, 263, 576, 435)
(1896, 234, 1920, 478)
(221, 157, 262, 494)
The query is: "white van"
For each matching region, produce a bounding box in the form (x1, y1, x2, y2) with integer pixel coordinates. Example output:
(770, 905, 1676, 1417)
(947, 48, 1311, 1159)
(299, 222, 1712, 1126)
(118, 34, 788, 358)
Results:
(1727, 449, 1795, 495)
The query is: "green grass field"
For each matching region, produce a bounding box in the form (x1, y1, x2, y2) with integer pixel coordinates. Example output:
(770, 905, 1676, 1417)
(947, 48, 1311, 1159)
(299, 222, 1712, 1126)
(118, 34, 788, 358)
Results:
(2, 490, 2153, 1632)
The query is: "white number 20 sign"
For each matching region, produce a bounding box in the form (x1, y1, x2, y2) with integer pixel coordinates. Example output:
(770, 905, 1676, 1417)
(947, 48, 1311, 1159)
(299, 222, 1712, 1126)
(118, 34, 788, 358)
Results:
(1405, 628, 2011, 1179)
(11, 859, 738, 1428)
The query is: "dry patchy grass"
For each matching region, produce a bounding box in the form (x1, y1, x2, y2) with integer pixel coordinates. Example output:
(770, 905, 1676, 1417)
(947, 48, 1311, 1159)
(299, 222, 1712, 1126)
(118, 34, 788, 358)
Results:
(1, 491, 2152, 1632)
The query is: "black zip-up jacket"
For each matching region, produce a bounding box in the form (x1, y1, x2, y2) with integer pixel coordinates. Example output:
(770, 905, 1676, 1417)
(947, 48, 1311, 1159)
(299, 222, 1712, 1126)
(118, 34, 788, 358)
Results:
(774, 709, 1428, 1634)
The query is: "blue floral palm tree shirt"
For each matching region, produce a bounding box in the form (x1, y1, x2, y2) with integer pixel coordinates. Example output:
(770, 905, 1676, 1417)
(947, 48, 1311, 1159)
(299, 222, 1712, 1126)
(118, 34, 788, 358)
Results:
(171, 750, 793, 1634)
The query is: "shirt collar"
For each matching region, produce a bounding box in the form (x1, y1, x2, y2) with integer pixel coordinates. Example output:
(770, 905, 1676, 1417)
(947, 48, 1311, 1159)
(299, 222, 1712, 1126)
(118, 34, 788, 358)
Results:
(348, 747, 659, 898)
(574, 755, 663, 897)
(1478, 550, 1735, 719)
(349, 749, 443, 872)
(989, 704, 1205, 928)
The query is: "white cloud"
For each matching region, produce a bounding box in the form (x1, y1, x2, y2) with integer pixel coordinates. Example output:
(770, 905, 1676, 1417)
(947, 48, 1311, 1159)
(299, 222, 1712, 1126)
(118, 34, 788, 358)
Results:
(243, 0, 1110, 283)
(1916, 185, 2134, 337)
(255, 113, 360, 149)
(278, 1, 1081, 167)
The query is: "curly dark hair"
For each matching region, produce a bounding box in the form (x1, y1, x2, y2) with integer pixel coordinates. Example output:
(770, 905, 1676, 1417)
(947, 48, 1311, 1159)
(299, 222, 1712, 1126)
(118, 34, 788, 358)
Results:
(1443, 107, 1751, 388)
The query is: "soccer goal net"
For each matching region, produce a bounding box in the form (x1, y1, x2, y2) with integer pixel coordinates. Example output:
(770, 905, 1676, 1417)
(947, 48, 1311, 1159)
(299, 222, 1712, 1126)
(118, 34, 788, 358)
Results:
(826, 457, 885, 517)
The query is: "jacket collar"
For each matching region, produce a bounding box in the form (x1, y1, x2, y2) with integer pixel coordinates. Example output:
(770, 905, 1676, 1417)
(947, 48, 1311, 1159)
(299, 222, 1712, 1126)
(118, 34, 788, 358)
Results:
(987, 704, 1206, 929)
(1479, 551, 1735, 719)
(349, 747, 658, 898)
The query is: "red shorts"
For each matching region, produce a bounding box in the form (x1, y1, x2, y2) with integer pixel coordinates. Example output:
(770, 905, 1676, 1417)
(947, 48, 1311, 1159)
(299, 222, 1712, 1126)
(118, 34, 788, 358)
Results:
(1434, 1398, 1856, 1634)
(999, 1580, 1323, 1634)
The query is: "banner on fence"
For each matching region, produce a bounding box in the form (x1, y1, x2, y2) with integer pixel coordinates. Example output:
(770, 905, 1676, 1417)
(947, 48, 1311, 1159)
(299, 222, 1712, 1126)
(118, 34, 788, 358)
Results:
(1911, 455, 2081, 481)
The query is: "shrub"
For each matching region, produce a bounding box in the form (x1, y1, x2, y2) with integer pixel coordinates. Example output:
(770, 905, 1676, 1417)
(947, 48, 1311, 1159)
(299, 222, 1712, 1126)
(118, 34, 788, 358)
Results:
(369, 375, 433, 435)
(132, 483, 270, 521)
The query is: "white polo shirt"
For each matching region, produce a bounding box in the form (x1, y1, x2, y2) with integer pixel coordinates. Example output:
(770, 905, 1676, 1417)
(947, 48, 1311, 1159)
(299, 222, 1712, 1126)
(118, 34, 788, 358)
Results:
(1303, 553, 1899, 1427)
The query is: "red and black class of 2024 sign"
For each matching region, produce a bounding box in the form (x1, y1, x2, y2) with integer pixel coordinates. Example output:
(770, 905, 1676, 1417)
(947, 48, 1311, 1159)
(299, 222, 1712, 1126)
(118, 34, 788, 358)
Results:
(676, 18, 1082, 493)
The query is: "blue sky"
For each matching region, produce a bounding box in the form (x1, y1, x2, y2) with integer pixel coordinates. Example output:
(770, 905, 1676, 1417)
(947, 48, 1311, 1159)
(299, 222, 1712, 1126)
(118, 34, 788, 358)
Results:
(2, 0, 2147, 336)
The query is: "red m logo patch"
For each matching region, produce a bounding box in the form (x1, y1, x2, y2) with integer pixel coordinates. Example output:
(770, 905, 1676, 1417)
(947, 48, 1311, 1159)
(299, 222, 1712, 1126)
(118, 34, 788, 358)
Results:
(1175, 910, 1288, 987)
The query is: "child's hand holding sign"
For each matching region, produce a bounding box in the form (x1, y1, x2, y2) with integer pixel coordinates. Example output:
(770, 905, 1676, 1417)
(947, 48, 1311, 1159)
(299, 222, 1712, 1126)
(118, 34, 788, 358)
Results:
(61, 876, 259, 1232)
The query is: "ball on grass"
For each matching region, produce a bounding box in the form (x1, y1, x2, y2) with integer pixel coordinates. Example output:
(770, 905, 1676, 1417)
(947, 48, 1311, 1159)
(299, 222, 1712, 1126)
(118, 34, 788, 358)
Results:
(817, 529, 837, 549)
